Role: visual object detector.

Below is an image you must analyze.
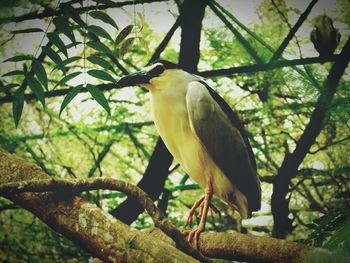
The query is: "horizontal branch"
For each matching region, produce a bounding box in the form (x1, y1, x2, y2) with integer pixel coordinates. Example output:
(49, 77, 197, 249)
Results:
(2, 175, 349, 262)
(4, 0, 171, 24)
(0, 55, 339, 104)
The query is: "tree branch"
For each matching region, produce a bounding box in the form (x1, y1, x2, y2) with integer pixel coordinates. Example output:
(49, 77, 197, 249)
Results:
(271, 37, 350, 238)
(269, 0, 318, 62)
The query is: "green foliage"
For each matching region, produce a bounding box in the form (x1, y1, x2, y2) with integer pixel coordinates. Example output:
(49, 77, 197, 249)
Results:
(308, 208, 350, 255)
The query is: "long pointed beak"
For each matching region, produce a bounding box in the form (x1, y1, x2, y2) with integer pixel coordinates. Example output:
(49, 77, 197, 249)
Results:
(117, 71, 151, 87)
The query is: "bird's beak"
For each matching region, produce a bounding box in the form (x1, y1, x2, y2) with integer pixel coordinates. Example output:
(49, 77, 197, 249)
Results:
(117, 70, 151, 87)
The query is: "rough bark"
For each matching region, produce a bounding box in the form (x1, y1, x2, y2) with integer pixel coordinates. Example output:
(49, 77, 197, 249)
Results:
(1, 148, 349, 262)
(271, 37, 350, 238)
(0, 148, 197, 263)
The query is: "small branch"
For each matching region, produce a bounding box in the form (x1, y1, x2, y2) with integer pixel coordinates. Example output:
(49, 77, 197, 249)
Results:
(269, 0, 318, 62)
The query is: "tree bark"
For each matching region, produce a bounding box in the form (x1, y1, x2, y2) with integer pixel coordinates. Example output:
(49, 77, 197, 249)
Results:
(0, 148, 196, 263)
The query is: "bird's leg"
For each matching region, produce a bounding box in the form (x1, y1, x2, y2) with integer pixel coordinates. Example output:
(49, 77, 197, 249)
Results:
(184, 182, 213, 245)
(185, 195, 205, 226)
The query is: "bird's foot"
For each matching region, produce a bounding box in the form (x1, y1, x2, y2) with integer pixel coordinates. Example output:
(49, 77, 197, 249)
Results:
(183, 224, 205, 247)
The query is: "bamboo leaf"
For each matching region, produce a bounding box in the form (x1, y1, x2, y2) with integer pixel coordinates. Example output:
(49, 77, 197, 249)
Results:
(2, 70, 24, 77)
(11, 28, 43, 34)
(53, 17, 76, 44)
(87, 56, 114, 72)
(119, 37, 135, 58)
(59, 84, 83, 116)
(47, 32, 68, 58)
(42, 46, 63, 66)
(27, 76, 45, 106)
(89, 10, 118, 29)
(32, 60, 48, 90)
(86, 25, 113, 42)
(115, 25, 133, 46)
(52, 56, 81, 72)
(87, 41, 113, 55)
(12, 87, 25, 127)
(3, 55, 33, 63)
(60, 3, 85, 27)
(54, 71, 81, 89)
(87, 69, 115, 83)
(86, 84, 110, 115)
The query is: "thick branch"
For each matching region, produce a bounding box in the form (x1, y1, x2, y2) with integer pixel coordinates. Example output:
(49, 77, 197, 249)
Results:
(2, 174, 349, 262)
(0, 148, 199, 263)
(271, 38, 350, 238)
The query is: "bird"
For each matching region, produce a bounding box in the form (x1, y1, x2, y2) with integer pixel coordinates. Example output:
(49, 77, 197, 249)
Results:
(117, 60, 261, 243)
(311, 15, 341, 58)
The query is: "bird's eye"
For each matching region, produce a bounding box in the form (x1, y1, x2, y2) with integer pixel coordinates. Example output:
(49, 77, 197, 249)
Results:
(150, 65, 165, 77)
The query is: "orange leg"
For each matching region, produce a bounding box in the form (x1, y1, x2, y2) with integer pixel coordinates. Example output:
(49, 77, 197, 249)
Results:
(184, 182, 215, 246)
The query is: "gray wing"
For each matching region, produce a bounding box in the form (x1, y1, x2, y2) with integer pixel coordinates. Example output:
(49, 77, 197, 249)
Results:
(186, 81, 261, 213)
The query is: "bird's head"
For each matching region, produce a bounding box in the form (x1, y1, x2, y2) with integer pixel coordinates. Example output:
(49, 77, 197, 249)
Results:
(117, 60, 191, 90)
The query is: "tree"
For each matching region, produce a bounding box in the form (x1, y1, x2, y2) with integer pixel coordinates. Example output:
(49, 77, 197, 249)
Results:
(0, 0, 349, 261)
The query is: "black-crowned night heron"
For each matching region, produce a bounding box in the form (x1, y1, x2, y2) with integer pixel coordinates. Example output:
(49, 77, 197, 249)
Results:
(117, 60, 261, 242)
(311, 15, 341, 58)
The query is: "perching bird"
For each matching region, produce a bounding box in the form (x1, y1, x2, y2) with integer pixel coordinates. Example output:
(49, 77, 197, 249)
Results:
(117, 60, 261, 243)
(311, 15, 341, 58)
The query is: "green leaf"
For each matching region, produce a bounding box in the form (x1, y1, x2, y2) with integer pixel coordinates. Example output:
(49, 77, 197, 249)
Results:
(60, 3, 85, 27)
(59, 84, 83, 116)
(89, 10, 118, 29)
(87, 69, 115, 83)
(86, 25, 113, 42)
(0, 83, 19, 92)
(86, 84, 110, 115)
(2, 70, 24, 77)
(54, 71, 81, 89)
(11, 28, 43, 34)
(47, 32, 68, 58)
(87, 41, 112, 55)
(32, 60, 48, 90)
(87, 55, 114, 72)
(92, 0, 116, 5)
(12, 87, 25, 127)
(27, 76, 45, 106)
(53, 17, 76, 44)
(119, 37, 135, 58)
(52, 56, 81, 72)
(42, 46, 63, 65)
(115, 25, 133, 46)
(3, 55, 32, 63)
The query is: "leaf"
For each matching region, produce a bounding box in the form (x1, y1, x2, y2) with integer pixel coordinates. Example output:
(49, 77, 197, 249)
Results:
(53, 17, 76, 44)
(3, 55, 32, 63)
(119, 37, 135, 58)
(52, 56, 81, 72)
(60, 3, 85, 27)
(59, 84, 83, 116)
(27, 76, 45, 106)
(12, 87, 25, 127)
(92, 0, 116, 5)
(87, 69, 115, 83)
(86, 84, 110, 115)
(89, 10, 118, 29)
(54, 71, 81, 89)
(115, 25, 133, 46)
(32, 60, 48, 90)
(42, 46, 63, 66)
(87, 41, 113, 55)
(86, 25, 113, 42)
(11, 28, 43, 34)
(2, 70, 24, 77)
(47, 32, 68, 58)
(0, 83, 19, 92)
(87, 55, 114, 72)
